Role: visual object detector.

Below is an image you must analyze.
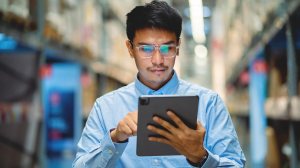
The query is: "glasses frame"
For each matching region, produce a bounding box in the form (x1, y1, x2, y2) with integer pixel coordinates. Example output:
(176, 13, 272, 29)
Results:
(130, 42, 179, 59)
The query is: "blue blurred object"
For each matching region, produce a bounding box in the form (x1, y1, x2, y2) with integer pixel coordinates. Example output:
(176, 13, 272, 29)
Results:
(42, 63, 82, 168)
(249, 54, 268, 168)
(0, 33, 17, 50)
(0, 33, 37, 52)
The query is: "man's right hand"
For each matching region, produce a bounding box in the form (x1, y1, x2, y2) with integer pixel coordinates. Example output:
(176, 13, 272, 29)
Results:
(110, 111, 138, 142)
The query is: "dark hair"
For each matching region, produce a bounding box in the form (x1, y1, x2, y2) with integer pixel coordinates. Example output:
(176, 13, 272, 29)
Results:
(126, 0, 182, 42)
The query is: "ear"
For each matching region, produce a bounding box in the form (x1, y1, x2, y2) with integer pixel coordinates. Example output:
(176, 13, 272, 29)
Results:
(126, 40, 134, 58)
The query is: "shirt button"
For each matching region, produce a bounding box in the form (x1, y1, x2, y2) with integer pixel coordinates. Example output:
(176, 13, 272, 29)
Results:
(108, 150, 113, 155)
(151, 159, 161, 166)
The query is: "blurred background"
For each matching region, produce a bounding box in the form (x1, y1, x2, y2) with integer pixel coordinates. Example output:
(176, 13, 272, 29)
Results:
(0, 0, 299, 167)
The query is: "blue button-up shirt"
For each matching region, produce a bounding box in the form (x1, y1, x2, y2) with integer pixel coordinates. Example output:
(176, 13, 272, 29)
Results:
(73, 72, 246, 167)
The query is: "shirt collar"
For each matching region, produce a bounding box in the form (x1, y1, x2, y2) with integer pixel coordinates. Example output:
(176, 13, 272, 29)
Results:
(135, 71, 179, 95)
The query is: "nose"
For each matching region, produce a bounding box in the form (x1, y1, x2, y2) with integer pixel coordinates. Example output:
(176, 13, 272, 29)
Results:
(151, 48, 164, 65)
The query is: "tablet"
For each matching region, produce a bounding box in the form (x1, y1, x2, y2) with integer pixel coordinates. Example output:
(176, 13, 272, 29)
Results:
(136, 95, 199, 156)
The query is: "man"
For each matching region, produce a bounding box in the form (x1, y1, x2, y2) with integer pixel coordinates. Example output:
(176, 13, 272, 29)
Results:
(73, 1, 246, 167)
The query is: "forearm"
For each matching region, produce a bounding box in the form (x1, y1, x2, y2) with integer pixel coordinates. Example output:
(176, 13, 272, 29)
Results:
(73, 131, 127, 168)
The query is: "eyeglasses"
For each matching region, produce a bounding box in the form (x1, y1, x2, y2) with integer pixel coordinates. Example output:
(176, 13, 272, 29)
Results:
(132, 43, 179, 58)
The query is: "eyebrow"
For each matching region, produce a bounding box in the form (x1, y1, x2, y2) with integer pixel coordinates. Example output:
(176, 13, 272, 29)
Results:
(137, 40, 176, 45)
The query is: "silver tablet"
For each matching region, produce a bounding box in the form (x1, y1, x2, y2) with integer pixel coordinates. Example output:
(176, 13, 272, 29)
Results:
(136, 95, 199, 156)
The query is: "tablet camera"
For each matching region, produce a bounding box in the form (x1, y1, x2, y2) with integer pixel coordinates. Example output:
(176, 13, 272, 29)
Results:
(139, 97, 150, 105)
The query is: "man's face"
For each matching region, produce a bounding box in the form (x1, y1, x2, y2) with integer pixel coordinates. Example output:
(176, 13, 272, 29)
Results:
(126, 28, 179, 90)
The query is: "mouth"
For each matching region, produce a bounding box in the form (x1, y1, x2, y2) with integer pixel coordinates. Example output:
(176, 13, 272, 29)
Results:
(151, 68, 165, 71)
(149, 68, 167, 75)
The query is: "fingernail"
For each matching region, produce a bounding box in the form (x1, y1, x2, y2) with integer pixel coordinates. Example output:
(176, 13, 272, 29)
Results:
(147, 125, 152, 130)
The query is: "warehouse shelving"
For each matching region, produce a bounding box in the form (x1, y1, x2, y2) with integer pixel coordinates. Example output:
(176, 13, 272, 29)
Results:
(215, 0, 300, 167)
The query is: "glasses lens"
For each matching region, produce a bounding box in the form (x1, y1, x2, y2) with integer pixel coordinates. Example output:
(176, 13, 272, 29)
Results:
(137, 44, 177, 58)
(140, 45, 154, 54)
(159, 45, 170, 55)
(160, 45, 176, 57)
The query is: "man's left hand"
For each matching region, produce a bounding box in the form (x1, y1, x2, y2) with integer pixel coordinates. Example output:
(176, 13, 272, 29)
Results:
(147, 111, 207, 163)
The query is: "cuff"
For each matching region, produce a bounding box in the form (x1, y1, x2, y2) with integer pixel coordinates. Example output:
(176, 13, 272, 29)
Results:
(186, 152, 208, 167)
(108, 128, 128, 156)
(200, 150, 218, 168)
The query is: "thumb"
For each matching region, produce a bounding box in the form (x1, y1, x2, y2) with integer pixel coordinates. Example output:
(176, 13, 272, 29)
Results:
(196, 121, 205, 130)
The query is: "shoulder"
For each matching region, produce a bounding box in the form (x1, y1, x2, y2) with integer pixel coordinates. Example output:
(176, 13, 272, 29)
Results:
(178, 79, 218, 98)
(178, 79, 225, 108)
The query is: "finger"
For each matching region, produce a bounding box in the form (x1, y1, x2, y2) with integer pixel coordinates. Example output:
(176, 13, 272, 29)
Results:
(196, 121, 204, 130)
(196, 121, 206, 131)
(167, 111, 188, 129)
(122, 125, 133, 136)
(196, 121, 206, 136)
(118, 121, 134, 136)
(147, 124, 173, 140)
(124, 112, 138, 134)
(129, 111, 138, 125)
(125, 117, 137, 135)
(148, 136, 172, 146)
(153, 116, 177, 133)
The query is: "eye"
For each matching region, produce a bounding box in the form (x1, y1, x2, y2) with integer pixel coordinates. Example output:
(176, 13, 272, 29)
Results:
(140, 45, 154, 53)
(159, 45, 170, 54)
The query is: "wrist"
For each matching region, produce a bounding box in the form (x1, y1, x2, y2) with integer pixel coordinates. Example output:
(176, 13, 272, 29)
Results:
(187, 150, 208, 167)
(110, 128, 118, 142)
(110, 128, 128, 143)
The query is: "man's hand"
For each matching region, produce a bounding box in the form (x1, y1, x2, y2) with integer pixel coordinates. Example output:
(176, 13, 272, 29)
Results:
(147, 111, 207, 163)
(110, 111, 138, 142)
